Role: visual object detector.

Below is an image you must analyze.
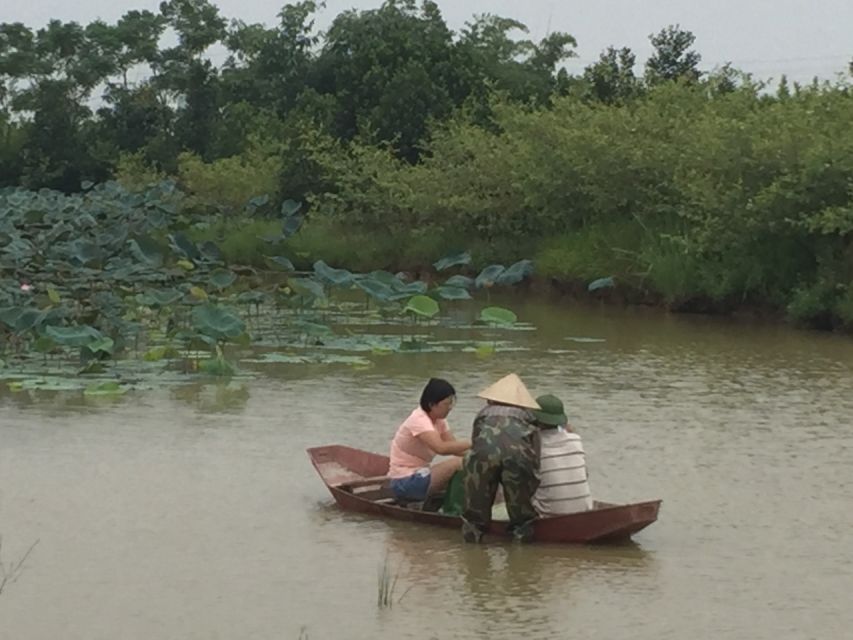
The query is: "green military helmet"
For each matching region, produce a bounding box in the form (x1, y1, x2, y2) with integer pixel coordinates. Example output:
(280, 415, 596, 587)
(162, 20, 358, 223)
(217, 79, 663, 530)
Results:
(532, 394, 568, 427)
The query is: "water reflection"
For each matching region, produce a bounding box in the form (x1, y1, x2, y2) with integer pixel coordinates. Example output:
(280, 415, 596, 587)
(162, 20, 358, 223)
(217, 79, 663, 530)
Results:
(169, 381, 251, 414)
(0, 386, 133, 415)
(380, 521, 657, 638)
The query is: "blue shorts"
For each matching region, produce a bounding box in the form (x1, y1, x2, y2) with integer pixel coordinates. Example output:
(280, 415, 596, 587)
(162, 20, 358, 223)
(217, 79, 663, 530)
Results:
(389, 468, 431, 501)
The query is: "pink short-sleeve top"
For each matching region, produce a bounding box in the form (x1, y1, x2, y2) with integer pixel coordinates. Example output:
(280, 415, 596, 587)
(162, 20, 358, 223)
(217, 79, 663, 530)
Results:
(388, 407, 449, 478)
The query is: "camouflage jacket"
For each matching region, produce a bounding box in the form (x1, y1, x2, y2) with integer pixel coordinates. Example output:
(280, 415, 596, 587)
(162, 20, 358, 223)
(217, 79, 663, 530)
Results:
(470, 404, 539, 463)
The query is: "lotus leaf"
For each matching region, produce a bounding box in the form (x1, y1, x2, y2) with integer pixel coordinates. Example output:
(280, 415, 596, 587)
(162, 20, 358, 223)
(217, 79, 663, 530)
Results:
(365, 271, 403, 287)
(33, 336, 56, 353)
(199, 354, 236, 376)
(314, 260, 354, 288)
(91, 292, 124, 316)
(199, 240, 224, 263)
(266, 256, 295, 272)
(246, 194, 270, 211)
(404, 295, 439, 319)
(46, 324, 104, 347)
(496, 260, 534, 286)
(143, 346, 179, 361)
(355, 277, 394, 302)
(444, 275, 474, 289)
(393, 281, 428, 296)
(474, 343, 496, 358)
(9, 377, 85, 392)
(149, 288, 184, 307)
(208, 269, 237, 290)
(192, 304, 246, 341)
(0, 307, 22, 330)
(169, 232, 200, 260)
(83, 381, 128, 396)
(475, 265, 506, 288)
(12, 308, 44, 332)
(290, 278, 326, 300)
(189, 286, 208, 301)
(588, 276, 616, 291)
(2, 237, 35, 260)
(283, 213, 305, 239)
(281, 200, 302, 217)
(85, 336, 115, 356)
(128, 236, 164, 267)
(479, 306, 517, 326)
(433, 251, 472, 271)
(281, 200, 304, 238)
(435, 286, 472, 300)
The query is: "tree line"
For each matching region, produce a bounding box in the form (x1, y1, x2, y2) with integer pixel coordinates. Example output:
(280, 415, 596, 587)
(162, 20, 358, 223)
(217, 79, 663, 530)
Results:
(1, 0, 723, 193)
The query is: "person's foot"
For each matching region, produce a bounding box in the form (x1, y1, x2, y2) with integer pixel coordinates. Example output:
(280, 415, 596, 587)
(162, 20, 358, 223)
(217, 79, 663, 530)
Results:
(461, 520, 483, 543)
(509, 521, 535, 543)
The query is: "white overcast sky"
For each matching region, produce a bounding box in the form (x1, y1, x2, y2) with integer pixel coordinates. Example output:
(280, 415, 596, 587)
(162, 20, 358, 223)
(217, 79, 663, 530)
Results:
(2, 1, 851, 83)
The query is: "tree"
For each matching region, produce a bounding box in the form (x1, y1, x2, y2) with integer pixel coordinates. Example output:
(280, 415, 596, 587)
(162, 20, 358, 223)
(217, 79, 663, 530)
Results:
(221, 1, 320, 116)
(314, 0, 459, 162)
(457, 14, 576, 105)
(583, 46, 641, 104)
(645, 25, 702, 85)
(154, 0, 227, 158)
(1, 20, 116, 190)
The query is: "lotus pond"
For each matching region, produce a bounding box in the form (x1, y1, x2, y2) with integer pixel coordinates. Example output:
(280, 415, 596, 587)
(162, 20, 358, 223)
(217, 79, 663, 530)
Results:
(1, 182, 541, 396)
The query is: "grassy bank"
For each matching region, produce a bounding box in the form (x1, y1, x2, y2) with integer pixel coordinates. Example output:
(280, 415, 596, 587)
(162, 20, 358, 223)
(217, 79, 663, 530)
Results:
(187, 216, 853, 332)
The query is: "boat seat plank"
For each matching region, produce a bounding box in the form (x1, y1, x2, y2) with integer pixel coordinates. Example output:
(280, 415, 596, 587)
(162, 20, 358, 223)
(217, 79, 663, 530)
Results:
(338, 475, 390, 489)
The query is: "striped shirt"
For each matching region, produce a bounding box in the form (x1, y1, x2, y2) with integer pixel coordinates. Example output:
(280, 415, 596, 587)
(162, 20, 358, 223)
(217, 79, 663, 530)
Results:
(532, 428, 593, 517)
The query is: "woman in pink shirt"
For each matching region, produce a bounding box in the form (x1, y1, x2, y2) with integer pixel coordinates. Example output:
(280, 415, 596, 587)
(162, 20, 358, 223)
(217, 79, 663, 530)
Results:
(388, 378, 471, 502)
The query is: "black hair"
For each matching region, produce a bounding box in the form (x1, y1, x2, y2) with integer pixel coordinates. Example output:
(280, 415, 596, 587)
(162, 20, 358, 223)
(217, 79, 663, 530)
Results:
(419, 378, 456, 412)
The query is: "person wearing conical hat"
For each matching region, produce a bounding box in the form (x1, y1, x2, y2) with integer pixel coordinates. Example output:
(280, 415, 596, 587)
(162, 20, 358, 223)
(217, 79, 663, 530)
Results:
(460, 373, 542, 543)
(530, 394, 593, 517)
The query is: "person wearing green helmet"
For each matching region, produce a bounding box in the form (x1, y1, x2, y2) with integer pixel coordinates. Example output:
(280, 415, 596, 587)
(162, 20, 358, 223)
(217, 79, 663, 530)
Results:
(530, 394, 593, 517)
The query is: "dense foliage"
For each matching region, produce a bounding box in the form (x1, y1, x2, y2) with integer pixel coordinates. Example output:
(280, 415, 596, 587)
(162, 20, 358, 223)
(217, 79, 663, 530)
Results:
(0, 179, 535, 392)
(2, 1, 853, 330)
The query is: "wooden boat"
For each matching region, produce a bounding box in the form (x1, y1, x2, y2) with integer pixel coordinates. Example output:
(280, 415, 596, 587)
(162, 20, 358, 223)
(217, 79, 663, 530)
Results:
(308, 444, 661, 544)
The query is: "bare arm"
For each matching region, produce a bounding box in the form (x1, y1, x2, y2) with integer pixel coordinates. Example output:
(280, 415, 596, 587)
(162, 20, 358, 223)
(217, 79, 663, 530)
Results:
(417, 430, 470, 456)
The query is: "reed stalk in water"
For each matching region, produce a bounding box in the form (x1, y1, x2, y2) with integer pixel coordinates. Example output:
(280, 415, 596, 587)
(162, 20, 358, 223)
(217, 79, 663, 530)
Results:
(377, 552, 414, 608)
(0, 535, 40, 596)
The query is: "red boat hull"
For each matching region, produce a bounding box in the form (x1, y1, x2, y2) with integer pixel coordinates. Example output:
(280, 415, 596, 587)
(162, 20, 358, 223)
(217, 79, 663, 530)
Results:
(308, 444, 661, 544)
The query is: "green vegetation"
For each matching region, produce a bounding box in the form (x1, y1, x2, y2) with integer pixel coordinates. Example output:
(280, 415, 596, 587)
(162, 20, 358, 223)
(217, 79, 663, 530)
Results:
(2, 2, 852, 331)
(0, 180, 532, 393)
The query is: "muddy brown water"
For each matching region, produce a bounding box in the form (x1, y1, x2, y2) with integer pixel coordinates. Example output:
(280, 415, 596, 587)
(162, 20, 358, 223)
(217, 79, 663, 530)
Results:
(2, 295, 852, 639)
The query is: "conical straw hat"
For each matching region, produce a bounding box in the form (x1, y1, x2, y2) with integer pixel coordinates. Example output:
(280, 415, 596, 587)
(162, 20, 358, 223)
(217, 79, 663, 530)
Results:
(477, 373, 541, 410)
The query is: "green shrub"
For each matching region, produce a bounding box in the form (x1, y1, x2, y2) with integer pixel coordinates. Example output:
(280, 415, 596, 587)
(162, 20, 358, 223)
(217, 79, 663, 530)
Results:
(115, 151, 166, 191)
(786, 281, 837, 327)
(833, 284, 853, 328)
(177, 142, 282, 213)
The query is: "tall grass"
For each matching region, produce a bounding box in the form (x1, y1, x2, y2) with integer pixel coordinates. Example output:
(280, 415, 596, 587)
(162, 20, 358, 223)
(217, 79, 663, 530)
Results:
(377, 553, 411, 609)
(377, 554, 399, 608)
